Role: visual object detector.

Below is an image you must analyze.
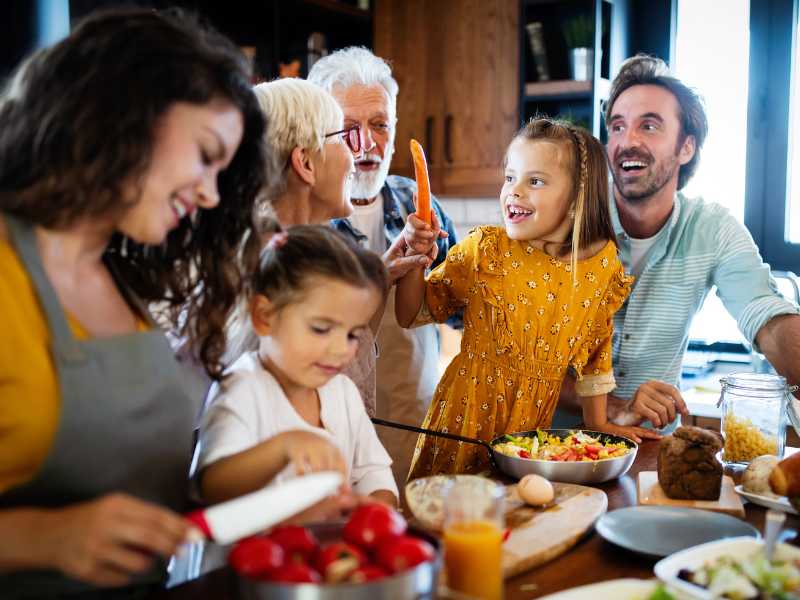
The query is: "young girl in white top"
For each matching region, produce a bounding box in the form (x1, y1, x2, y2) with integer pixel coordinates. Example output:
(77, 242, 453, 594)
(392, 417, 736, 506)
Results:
(198, 225, 398, 506)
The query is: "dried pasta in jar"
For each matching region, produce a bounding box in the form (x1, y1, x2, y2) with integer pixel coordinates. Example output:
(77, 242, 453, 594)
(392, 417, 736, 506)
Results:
(723, 413, 778, 463)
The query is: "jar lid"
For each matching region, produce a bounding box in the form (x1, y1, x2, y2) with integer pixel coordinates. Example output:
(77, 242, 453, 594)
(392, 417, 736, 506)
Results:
(720, 371, 788, 392)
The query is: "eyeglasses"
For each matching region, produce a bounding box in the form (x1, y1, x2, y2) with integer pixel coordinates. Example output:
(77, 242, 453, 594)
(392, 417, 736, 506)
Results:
(324, 125, 361, 154)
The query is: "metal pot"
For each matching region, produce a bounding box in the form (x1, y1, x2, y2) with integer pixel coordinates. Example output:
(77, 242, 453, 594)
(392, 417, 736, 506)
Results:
(236, 522, 440, 600)
(372, 419, 637, 485)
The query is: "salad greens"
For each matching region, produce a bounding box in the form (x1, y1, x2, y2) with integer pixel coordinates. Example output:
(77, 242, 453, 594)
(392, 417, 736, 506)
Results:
(678, 551, 800, 599)
(493, 430, 630, 462)
(645, 584, 676, 600)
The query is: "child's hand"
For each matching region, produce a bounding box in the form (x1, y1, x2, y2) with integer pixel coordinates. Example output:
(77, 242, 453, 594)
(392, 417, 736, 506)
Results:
(277, 430, 347, 477)
(281, 485, 359, 525)
(590, 422, 663, 444)
(403, 194, 448, 258)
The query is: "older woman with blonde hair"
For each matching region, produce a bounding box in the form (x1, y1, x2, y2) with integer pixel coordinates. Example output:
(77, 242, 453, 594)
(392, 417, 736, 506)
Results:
(224, 79, 382, 416)
(252, 78, 358, 229)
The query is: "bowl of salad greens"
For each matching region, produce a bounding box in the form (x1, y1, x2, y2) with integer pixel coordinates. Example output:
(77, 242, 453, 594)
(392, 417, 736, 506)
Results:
(654, 536, 800, 599)
(491, 429, 637, 483)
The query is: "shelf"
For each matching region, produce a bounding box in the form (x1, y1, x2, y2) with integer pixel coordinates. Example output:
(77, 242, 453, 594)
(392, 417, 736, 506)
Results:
(524, 79, 592, 100)
(301, 0, 371, 20)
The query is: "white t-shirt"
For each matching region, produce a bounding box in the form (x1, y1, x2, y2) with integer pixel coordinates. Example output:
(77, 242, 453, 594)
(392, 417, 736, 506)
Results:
(628, 232, 660, 278)
(197, 352, 398, 497)
(348, 195, 385, 255)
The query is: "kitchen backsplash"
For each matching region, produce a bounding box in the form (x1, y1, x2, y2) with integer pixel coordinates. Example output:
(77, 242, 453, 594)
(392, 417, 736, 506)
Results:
(437, 197, 501, 239)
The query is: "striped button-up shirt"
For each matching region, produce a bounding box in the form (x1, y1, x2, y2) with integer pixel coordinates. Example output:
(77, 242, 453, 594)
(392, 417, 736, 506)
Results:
(610, 192, 800, 406)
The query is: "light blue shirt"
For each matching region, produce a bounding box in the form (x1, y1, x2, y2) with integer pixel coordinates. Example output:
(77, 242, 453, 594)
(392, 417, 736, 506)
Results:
(610, 192, 800, 405)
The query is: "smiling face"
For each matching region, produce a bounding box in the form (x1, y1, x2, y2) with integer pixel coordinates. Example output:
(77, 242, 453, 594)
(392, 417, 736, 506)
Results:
(117, 99, 243, 244)
(500, 138, 575, 243)
(331, 83, 395, 201)
(606, 84, 695, 204)
(253, 276, 382, 392)
(309, 136, 356, 222)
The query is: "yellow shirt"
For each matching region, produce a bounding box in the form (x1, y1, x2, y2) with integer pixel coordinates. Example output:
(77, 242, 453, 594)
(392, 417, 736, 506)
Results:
(0, 238, 146, 493)
(408, 226, 633, 477)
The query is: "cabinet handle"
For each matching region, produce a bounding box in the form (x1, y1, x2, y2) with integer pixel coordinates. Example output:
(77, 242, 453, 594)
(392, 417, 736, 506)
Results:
(444, 114, 453, 164)
(425, 116, 434, 165)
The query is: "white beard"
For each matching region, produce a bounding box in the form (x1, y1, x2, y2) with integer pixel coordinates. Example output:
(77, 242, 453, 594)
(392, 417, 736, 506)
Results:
(351, 153, 391, 200)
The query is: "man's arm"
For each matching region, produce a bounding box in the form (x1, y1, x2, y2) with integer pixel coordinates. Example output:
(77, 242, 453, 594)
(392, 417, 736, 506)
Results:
(755, 314, 800, 398)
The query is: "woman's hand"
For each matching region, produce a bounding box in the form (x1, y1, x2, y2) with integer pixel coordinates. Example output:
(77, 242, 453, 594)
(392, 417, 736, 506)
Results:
(279, 431, 347, 477)
(45, 494, 193, 587)
(382, 235, 431, 285)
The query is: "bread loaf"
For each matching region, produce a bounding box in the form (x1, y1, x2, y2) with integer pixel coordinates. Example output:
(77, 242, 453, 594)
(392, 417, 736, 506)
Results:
(769, 451, 800, 497)
(657, 426, 723, 500)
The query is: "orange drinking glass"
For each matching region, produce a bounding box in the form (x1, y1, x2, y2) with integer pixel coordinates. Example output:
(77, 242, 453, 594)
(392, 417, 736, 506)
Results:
(443, 480, 505, 600)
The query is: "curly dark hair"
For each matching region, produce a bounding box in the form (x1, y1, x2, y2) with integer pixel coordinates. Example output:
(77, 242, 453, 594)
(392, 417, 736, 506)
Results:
(0, 8, 269, 380)
(604, 54, 708, 190)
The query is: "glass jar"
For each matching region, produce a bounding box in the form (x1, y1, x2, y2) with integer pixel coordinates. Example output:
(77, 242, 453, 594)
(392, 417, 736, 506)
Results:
(719, 372, 791, 467)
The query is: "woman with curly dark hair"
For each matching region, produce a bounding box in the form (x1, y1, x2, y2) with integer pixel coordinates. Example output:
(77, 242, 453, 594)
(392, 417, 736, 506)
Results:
(0, 8, 273, 597)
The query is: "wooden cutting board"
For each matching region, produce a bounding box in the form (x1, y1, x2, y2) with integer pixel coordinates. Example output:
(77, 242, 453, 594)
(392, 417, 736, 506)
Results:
(637, 471, 745, 518)
(502, 482, 607, 578)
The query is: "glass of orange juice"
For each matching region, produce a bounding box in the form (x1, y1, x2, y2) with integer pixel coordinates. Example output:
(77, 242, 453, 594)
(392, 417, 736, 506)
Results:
(442, 479, 505, 600)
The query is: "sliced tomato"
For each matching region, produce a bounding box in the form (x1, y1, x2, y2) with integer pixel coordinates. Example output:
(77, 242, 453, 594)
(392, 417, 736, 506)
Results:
(518, 449, 531, 459)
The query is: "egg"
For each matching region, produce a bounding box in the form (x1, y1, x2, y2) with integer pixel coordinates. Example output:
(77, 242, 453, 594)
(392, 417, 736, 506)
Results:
(517, 474, 554, 506)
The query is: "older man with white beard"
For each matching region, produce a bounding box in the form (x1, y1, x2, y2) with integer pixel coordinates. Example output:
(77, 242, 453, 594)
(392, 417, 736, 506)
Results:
(309, 47, 459, 483)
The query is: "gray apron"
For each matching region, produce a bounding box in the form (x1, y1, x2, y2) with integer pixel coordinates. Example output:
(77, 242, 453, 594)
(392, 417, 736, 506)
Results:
(0, 215, 203, 599)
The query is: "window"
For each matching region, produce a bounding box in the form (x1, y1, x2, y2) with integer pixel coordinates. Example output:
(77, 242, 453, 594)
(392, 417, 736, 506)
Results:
(675, 0, 750, 223)
(786, 16, 800, 244)
(675, 0, 750, 346)
(747, 0, 800, 271)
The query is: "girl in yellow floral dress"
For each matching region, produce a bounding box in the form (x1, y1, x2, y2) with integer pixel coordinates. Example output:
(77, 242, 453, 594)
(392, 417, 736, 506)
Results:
(396, 118, 661, 479)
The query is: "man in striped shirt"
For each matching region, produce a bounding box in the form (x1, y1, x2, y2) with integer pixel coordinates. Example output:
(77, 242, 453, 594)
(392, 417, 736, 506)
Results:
(560, 55, 800, 432)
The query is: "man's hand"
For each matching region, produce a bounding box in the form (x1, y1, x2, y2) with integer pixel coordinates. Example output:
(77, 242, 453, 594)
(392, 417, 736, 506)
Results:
(591, 422, 663, 444)
(628, 380, 689, 428)
(382, 234, 431, 285)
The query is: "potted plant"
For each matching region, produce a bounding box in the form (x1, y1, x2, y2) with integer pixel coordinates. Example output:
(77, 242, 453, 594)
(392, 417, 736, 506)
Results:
(562, 14, 595, 81)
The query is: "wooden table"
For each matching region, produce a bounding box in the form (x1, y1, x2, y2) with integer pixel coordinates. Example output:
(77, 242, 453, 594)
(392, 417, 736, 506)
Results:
(153, 441, 798, 599)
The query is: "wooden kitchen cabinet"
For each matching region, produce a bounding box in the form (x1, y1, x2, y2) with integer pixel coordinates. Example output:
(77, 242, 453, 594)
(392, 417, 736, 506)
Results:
(375, 0, 519, 197)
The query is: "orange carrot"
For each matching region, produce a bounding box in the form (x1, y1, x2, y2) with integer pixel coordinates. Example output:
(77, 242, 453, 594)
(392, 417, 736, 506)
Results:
(410, 139, 431, 225)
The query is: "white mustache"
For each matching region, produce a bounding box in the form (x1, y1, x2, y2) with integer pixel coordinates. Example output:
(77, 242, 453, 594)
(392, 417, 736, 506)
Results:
(356, 153, 382, 164)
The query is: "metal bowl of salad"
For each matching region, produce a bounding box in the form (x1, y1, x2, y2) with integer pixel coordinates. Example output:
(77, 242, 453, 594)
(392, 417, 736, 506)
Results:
(491, 429, 637, 484)
(371, 419, 636, 484)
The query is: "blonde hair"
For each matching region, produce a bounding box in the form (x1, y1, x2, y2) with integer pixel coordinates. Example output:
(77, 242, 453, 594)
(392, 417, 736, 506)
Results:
(252, 78, 343, 173)
(509, 118, 616, 276)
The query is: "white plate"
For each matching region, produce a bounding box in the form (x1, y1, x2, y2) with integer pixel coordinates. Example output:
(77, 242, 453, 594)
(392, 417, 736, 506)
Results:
(735, 484, 799, 515)
(654, 536, 800, 600)
(537, 578, 659, 599)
